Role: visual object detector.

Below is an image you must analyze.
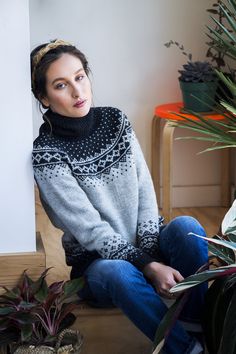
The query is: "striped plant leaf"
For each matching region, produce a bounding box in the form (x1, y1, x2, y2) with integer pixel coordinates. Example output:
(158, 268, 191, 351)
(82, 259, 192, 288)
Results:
(208, 242, 236, 264)
(170, 265, 236, 293)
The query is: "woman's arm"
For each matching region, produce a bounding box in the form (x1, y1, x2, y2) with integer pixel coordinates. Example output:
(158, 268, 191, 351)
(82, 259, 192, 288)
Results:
(33, 150, 155, 271)
(128, 122, 163, 259)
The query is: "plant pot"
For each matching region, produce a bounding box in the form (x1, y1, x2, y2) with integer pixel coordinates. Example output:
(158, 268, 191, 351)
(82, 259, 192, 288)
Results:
(10, 329, 83, 354)
(179, 80, 218, 112)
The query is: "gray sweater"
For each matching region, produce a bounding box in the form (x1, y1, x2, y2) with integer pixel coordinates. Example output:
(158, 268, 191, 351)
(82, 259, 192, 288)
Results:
(33, 107, 162, 276)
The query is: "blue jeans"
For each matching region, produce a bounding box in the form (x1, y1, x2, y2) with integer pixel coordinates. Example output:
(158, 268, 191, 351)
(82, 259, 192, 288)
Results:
(77, 216, 208, 354)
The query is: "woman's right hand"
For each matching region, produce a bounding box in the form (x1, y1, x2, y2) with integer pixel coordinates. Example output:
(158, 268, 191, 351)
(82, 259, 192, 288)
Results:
(143, 261, 184, 299)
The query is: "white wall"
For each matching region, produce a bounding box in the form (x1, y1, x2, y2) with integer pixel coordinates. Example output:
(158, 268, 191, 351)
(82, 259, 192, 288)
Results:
(0, 0, 35, 253)
(30, 0, 226, 207)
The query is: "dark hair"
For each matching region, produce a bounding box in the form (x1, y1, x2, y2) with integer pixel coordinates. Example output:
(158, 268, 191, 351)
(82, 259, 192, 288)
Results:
(30, 40, 90, 107)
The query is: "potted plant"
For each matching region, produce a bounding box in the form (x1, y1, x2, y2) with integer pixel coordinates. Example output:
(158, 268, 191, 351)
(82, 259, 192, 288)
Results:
(206, 0, 236, 102)
(167, 0, 236, 154)
(151, 2, 236, 353)
(0, 268, 84, 353)
(152, 201, 236, 354)
(164, 40, 218, 112)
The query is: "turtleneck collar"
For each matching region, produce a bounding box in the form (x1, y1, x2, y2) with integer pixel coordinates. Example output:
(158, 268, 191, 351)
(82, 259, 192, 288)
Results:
(39, 108, 96, 138)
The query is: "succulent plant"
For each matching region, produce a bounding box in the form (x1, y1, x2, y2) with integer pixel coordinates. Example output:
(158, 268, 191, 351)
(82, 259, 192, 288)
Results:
(164, 40, 216, 83)
(0, 268, 84, 347)
(178, 61, 216, 83)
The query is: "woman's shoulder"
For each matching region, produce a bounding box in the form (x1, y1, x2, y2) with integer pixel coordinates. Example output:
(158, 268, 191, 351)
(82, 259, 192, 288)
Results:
(94, 106, 126, 118)
(33, 131, 55, 150)
(94, 106, 129, 127)
(32, 132, 64, 160)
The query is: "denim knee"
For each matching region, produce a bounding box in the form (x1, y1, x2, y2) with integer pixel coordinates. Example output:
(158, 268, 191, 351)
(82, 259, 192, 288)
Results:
(168, 216, 205, 236)
(159, 216, 208, 275)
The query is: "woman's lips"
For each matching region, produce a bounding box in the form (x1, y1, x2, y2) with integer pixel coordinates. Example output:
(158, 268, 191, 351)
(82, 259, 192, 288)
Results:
(74, 99, 86, 108)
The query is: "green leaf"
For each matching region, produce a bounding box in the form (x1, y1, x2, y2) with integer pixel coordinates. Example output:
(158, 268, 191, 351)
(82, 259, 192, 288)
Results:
(210, 14, 236, 44)
(0, 307, 15, 315)
(10, 312, 37, 325)
(225, 225, 236, 234)
(152, 292, 189, 353)
(189, 233, 236, 251)
(208, 242, 236, 264)
(203, 277, 233, 354)
(222, 200, 236, 235)
(221, 101, 236, 115)
(206, 24, 236, 57)
(34, 280, 49, 303)
(215, 71, 236, 97)
(219, 3, 236, 35)
(218, 286, 236, 354)
(21, 324, 33, 343)
(62, 277, 84, 298)
(228, 234, 236, 242)
(30, 268, 51, 297)
(0, 287, 21, 300)
(170, 265, 236, 293)
(228, 0, 236, 13)
(18, 301, 37, 310)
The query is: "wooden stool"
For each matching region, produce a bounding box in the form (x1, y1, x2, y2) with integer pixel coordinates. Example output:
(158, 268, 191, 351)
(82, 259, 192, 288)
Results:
(151, 102, 231, 222)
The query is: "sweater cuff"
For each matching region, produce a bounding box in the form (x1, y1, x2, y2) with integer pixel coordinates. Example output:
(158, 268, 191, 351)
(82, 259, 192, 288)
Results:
(126, 249, 155, 271)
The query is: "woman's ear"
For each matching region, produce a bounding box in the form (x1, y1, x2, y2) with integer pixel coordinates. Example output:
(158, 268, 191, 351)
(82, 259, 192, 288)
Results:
(40, 96, 50, 108)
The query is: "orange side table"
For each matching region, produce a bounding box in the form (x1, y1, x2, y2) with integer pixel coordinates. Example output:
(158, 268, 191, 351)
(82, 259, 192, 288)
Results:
(151, 102, 231, 222)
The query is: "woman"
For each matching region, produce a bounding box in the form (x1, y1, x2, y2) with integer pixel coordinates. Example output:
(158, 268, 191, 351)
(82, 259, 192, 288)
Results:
(31, 39, 207, 354)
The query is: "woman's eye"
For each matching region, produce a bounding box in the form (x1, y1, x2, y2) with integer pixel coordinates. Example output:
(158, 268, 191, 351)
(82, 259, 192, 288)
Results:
(55, 83, 66, 89)
(76, 75, 84, 81)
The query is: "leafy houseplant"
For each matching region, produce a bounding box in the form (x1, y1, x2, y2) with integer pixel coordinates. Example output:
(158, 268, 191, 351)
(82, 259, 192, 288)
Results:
(164, 41, 217, 112)
(152, 201, 236, 354)
(151, 2, 236, 353)
(206, 0, 235, 103)
(0, 268, 84, 353)
(206, 0, 230, 69)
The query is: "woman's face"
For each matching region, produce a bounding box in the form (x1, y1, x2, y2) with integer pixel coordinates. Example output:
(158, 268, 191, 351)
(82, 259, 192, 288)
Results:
(41, 53, 92, 118)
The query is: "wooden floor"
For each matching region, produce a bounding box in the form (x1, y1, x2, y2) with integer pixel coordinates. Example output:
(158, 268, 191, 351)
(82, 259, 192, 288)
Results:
(35, 188, 227, 283)
(36, 193, 226, 354)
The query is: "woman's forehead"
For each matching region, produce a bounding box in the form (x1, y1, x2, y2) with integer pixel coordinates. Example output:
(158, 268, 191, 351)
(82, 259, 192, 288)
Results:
(46, 53, 83, 80)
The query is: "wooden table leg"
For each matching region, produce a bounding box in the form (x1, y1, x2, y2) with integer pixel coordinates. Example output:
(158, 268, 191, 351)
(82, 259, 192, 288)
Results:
(151, 116, 161, 203)
(221, 148, 231, 207)
(162, 121, 175, 222)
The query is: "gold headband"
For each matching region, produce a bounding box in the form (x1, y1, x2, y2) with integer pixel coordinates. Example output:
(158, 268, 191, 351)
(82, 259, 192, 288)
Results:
(32, 39, 72, 85)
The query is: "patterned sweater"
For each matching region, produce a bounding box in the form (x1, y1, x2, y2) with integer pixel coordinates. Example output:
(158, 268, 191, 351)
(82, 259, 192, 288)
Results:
(33, 107, 162, 276)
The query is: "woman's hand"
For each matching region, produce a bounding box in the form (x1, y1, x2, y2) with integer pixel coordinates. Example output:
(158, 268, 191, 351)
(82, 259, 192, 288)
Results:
(143, 262, 184, 299)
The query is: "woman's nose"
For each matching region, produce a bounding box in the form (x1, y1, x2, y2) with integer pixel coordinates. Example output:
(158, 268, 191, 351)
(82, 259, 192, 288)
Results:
(72, 85, 81, 98)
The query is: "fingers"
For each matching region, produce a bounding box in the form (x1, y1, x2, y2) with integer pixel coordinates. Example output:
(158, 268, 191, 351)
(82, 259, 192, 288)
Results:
(173, 269, 184, 282)
(159, 288, 177, 300)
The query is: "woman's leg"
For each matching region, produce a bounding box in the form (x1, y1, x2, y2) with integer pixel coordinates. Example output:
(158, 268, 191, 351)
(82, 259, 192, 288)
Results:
(77, 258, 199, 354)
(158, 216, 208, 324)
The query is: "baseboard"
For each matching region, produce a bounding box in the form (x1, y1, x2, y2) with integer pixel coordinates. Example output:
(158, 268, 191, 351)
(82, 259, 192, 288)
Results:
(0, 232, 46, 293)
